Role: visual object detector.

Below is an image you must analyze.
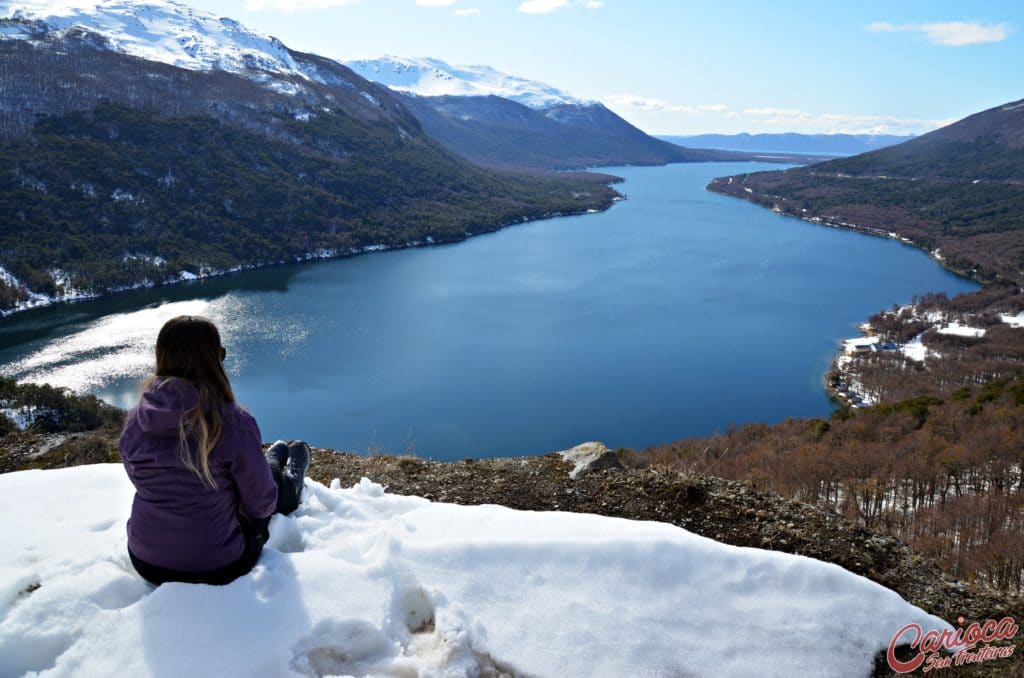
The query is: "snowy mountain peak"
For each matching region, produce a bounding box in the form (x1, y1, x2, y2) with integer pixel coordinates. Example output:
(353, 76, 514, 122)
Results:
(2, 4, 592, 110)
(345, 55, 593, 110)
(2, 0, 308, 79)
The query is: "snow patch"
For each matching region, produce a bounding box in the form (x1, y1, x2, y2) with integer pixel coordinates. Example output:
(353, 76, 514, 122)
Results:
(123, 253, 166, 266)
(1000, 312, 1024, 328)
(901, 333, 928, 362)
(0, 465, 953, 677)
(937, 322, 985, 338)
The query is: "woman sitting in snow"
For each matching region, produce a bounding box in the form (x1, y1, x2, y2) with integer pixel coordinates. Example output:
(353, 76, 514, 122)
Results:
(118, 315, 311, 586)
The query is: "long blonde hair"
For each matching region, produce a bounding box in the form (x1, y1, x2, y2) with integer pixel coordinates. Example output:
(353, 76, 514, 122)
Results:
(144, 315, 235, 489)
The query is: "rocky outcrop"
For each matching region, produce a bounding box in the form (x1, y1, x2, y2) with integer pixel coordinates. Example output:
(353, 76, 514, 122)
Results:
(556, 441, 623, 479)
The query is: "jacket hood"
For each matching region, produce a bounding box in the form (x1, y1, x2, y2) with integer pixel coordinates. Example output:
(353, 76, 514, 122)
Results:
(133, 376, 201, 436)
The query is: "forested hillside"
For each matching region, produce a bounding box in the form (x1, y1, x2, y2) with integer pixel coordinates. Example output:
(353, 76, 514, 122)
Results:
(0, 25, 615, 311)
(635, 376, 1024, 594)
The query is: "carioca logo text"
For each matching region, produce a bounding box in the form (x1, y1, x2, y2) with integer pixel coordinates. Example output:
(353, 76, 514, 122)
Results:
(887, 617, 1018, 673)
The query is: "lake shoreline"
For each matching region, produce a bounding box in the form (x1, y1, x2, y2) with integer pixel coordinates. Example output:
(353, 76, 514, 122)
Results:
(706, 176, 995, 411)
(706, 177, 983, 287)
(0, 163, 979, 457)
(0, 192, 624, 321)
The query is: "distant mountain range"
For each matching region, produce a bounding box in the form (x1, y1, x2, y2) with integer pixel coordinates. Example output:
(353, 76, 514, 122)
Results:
(659, 133, 915, 156)
(0, 0, 616, 311)
(347, 56, 815, 170)
(709, 99, 1024, 283)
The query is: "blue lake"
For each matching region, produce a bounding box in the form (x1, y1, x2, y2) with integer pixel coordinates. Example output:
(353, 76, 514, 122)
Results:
(0, 163, 979, 459)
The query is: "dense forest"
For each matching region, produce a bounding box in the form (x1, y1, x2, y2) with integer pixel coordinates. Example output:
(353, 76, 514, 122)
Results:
(0, 376, 123, 435)
(632, 377, 1024, 593)
(0, 102, 614, 308)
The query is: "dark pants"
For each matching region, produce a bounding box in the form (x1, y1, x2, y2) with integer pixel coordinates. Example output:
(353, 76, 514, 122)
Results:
(130, 466, 300, 586)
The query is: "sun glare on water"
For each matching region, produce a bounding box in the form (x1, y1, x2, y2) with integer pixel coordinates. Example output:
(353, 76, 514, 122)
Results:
(1, 297, 238, 400)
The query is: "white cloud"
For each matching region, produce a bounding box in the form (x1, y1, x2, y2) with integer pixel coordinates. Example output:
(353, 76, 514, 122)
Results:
(517, 0, 567, 13)
(246, 0, 359, 10)
(453, 7, 480, 15)
(866, 21, 1014, 46)
(416, 0, 457, 6)
(741, 107, 953, 135)
(517, 0, 603, 14)
(605, 94, 951, 135)
(605, 94, 728, 114)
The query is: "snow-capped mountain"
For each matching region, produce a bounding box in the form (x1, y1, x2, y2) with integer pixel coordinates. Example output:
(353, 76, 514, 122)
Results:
(0, 2, 751, 170)
(3, 0, 332, 87)
(346, 55, 593, 110)
(0, 0, 623, 310)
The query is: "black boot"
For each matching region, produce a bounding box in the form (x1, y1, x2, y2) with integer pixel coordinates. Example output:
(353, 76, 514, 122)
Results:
(265, 440, 289, 472)
(286, 440, 311, 501)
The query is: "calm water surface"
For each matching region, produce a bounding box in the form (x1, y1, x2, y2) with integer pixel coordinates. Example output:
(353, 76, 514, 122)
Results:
(0, 163, 979, 458)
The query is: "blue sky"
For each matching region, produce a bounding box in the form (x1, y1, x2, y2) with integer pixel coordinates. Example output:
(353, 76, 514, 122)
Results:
(189, 0, 1022, 135)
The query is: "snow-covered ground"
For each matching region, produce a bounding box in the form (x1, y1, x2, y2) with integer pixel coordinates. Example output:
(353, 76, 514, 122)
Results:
(901, 333, 928, 362)
(833, 302, 1013, 390)
(345, 56, 592, 110)
(1001, 312, 1024, 328)
(937, 322, 986, 338)
(0, 465, 952, 677)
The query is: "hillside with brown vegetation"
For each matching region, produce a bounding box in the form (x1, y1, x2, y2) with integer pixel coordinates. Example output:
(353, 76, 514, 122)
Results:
(637, 376, 1024, 596)
(834, 284, 1024, 404)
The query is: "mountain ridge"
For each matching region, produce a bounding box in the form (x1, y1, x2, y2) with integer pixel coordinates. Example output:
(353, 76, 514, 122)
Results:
(399, 92, 748, 170)
(0, 5, 617, 313)
(347, 56, 824, 170)
(5, 0, 329, 84)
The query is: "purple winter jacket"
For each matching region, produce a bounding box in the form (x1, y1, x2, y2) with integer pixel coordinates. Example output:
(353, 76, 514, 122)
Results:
(119, 376, 277, 572)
